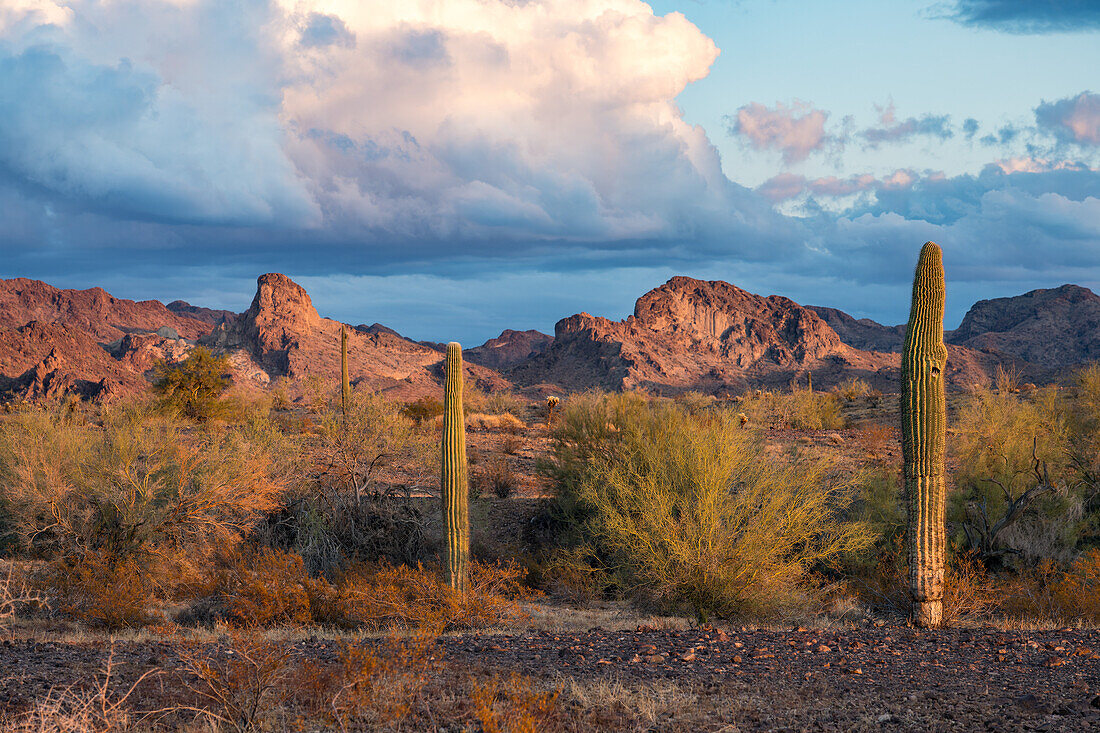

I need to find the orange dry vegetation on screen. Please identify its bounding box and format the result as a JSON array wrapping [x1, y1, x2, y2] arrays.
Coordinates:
[[188, 546, 531, 631]]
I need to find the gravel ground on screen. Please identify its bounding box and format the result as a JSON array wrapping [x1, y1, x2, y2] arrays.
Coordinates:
[[1, 625, 1098, 731]]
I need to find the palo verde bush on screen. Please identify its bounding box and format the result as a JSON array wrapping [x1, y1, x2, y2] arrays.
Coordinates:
[[542, 392, 872, 620]]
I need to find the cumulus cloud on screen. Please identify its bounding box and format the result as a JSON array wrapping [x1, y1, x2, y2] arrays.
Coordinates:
[[945, 0, 1100, 33], [0, 1, 1099, 341], [859, 102, 953, 148], [727, 100, 832, 164], [1035, 91, 1100, 145]]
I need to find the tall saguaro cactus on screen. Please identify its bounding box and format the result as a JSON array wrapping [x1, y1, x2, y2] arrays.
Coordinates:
[[338, 325, 347, 416], [441, 342, 470, 593], [902, 241, 948, 628], [340, 325, 350, 417]]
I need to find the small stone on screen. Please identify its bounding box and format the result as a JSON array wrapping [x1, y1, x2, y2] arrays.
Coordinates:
[[816, 645, 832, 653], [629, 654, 642, 664], [645, 654, 666, 664], [877, 713, 895, 724], [681, 650, 697, 661], [732, 655, 742, 663], [1043, 656, 1067, 667]]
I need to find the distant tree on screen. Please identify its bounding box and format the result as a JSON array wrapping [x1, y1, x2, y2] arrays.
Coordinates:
[[152, 347, 231, 421]]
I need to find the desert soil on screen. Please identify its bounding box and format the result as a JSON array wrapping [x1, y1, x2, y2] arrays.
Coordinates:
[[1, 623, 1098, 731]]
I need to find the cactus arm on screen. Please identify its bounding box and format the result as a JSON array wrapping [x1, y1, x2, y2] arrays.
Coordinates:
[[901, 242, 948, 628], [442, 342, 470, 594]]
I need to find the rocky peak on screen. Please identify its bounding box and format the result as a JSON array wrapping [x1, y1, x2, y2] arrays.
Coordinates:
[[630, 276, 843, 363], [246, 273, 321, 334], [948, 284, 1100, 368], [465, 328, 553, 370]]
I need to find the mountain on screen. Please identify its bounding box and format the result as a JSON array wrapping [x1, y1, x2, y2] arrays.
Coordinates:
[[466, 329, 553, 371], [807, 306, 906, 353], [0, 278, 211, 342], [166, 300, 238, 327], [945, 285, 1100, 369], [510, 276, 928, 392], [205, 273, 507, 397]]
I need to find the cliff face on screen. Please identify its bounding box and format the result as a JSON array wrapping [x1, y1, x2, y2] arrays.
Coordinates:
[[207, 274, 508, 397], [0, 277, 212, 342], [946, 285, 1100, 369], [510, 276, 934, 392]]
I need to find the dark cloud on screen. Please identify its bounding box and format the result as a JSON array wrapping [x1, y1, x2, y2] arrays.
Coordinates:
[[946, 0, 1100, 33], [963, 117, 980, 140]]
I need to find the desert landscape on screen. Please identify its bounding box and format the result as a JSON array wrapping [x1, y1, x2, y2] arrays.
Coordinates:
[[0, 265, 1098, 730], [3, 1, 1100, 731]]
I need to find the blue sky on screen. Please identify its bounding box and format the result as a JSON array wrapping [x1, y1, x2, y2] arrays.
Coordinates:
[[1, 0, 1098, 343]]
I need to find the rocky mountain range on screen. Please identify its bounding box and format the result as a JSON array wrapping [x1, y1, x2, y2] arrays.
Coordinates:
[[0, 272, 1094, 403]]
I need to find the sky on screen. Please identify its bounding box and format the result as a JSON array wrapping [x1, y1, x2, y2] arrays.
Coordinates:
[[0, 0, 1098, 343]]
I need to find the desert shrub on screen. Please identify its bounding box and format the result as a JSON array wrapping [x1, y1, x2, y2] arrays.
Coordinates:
[[501, 434, 523, 455], [951, 383, 1082, 565], [859, 545, 1001, 625], [178, 630, 295, 733], [293, 628, 440, 730], [465, 412, 525, 432], [40, 554, 156, 628], [739, 388, 844, 430], [674, 391, 717, 414], [471, 672, 561, 733], [262, 492, 431, 576], [843, 468, 906, 571], [999, 550, 1100, 623], [1047, 549, 1100, 621], [151, 346, 231, 421], [480, 457, 517, 499], [0, 406, 285, 565], [334, 561, 530, 631], [474, 390, 526, 417], [402, 395, 444, 424], [542, 392, 872, 619], [183, 546, 335, 627], [833, 377, 872, 402], [0, 405, 288, 622], [309, 393, 422, 503]]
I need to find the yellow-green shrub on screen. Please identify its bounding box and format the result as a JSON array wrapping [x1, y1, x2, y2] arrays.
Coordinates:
[[542, 392, 871, 619]]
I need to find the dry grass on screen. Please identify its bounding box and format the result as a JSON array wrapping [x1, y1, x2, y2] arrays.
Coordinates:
[[2, 647, 164, 732], [738, 388, 845, 429]]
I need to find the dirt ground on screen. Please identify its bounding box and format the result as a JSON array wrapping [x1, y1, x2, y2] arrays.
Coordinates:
[[1, 620, 1098, 731]]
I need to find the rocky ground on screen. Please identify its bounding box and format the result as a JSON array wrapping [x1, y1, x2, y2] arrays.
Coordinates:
[[0, 621, 1098, 731]]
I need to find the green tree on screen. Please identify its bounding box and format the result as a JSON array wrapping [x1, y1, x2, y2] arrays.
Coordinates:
[[152, 347, 231, 421]]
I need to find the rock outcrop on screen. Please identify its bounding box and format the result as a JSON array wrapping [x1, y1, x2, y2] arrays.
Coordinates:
[[166, 300, 238, 327], [0, 277, 212, 342], [808, 306, 907, 353], [511, 276, 1003, 393], [466, 329, 553, 371], [512, 277, 909, 392], [945, 284, 1100, 369], [207, 274, 508, 397]]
